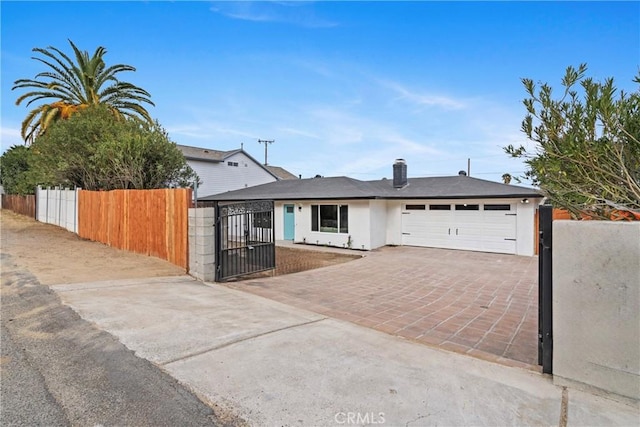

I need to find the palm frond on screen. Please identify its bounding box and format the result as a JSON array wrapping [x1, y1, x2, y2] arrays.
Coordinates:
[[13, 39, 155, 141]]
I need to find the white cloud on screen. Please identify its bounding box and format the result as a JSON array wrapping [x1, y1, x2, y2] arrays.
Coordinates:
[[1, 126, 23, 153], [159, 62, 531, 183], [378, 79, 467, 110], [209, 2, 338, 28], [277, 127, 322, 140], [166, 122, 258, 143], [1, 127, 21, 139]]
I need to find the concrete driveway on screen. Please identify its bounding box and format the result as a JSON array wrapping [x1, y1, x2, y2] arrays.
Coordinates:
[[227, 245, 539, 368], [51, 275, 637, 426]]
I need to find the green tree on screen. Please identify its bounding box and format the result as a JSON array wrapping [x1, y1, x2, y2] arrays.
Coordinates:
[[505, 64, 640, 219], [12, 39, 154, 143], [0, 145, 37, 195], [30, 105, 198, 190]]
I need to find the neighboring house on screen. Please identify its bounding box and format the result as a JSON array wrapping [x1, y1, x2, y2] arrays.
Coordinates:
[[265, 165, 298, 180], [177, 144, 295, 198], [202, 159, 543, 256]]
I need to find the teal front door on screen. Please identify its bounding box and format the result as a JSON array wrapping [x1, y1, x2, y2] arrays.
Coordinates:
[[283, 204, 295, 240]]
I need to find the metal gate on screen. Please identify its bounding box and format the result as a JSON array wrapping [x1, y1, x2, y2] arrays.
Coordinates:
[[214, 201, 276, 281], [538, 204, 553, 374]]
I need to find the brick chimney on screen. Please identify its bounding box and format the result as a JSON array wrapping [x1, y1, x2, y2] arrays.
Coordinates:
[[393, 159, 407, 188]]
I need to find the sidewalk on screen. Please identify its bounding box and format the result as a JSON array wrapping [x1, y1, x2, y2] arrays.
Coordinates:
[[51, 275, 639, 426]]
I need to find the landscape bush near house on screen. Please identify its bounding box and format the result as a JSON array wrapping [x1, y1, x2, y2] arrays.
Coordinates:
[[0, 145, 36, 195], [505, 64, 640, 219], [28, 105, 198, 190]]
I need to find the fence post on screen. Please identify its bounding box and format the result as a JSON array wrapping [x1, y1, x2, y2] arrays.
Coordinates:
[[74, 187, 79, 234], [538, 204, 553, 374], [46, 186, 49, 224], [57, 186, 62, 227], [214, 201, 221, 282]]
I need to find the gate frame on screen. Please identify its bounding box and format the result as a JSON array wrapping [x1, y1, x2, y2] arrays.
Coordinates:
[[214, 200, 276, 281], [538, 204, 553, 374]]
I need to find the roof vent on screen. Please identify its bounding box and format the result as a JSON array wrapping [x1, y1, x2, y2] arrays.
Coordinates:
[[203, 150, 209, 153], [393, 159, 407, 188], [458, 170, 467, 176]]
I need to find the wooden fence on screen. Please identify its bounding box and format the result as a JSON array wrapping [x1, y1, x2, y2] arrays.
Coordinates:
[[534, 208, 574, 255], [1, 194, 36, 218], [78, 188, 192, 269]]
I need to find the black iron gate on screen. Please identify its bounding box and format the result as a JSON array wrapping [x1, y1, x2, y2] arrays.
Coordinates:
[[214, 200, 276, 281], [538, 204, 553, 374]]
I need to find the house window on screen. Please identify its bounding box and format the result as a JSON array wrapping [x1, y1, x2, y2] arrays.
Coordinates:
[[455, 204, 479, 211], [405, 204, 426, 210], [311, 204, 348, 233], [227, 161, 239, 167], [484, 204, 511, 211], [429, 204, 451, 210]]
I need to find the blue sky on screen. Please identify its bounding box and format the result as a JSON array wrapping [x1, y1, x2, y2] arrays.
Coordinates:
[[1, 1, 638, 183]]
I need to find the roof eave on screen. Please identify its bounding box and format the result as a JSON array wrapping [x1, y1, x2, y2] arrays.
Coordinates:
[[184, 156, 223, 163]]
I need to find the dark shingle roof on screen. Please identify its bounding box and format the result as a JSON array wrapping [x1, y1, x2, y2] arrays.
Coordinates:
[[176, 144, 240, 163], [265, 165, 298, 180], [200, 175, 542, 201], [369, 176, 542, 199]]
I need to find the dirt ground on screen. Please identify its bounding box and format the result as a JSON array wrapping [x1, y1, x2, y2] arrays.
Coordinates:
[[0, 210, 358, 285], [247, 246, 360, 280]]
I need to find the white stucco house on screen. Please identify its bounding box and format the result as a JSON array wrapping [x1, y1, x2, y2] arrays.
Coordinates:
[[201, 160, 543, 256], [177, 144, 296, 198]]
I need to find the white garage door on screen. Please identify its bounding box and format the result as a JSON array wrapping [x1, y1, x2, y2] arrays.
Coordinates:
[[401, 202, 517, 254]]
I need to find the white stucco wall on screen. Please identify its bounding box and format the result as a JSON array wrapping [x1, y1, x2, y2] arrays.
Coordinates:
[[369, 200, 388, 249], [385, 201, 403, 246], [273, 197, 539, 255], [190, 152, 276, 198], [274, 201, 286, 240], [280, 200, 372, 249], [553, 221, 640, 401]]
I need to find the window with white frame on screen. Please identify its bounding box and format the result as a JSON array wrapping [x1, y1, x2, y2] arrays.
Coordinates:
[[311, 204, 348, 233]]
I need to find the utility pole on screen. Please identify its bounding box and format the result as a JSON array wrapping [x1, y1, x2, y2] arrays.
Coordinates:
[[258, 139, 274, 165]]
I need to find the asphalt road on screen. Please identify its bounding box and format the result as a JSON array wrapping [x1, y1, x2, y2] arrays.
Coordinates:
[[0, 253, 235, 427]]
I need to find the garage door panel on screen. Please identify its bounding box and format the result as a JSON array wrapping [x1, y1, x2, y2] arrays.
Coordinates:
[[401, 202, 518, 254], [402, 211, 454, 248], [482, 237, 517, 254]]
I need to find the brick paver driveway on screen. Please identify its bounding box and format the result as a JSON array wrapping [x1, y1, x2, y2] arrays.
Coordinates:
[[226, 246, 539, 369]]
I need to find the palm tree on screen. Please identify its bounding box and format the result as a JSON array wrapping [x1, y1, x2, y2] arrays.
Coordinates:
[[12, 39, 154, 143], [502, 173, 512, 184]]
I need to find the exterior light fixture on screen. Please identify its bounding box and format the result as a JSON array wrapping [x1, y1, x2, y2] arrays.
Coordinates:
[[521, 198, 530, 204]]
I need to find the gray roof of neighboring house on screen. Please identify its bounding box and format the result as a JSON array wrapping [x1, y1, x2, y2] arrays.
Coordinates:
[[200, 175, 543, 201], [176, 144, 241, 163], [265, 165, 298, 180], [176, 144, 284, 181]]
